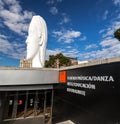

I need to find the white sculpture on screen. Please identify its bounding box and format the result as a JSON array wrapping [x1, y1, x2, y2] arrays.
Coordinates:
[[26, 15, 47, 68]]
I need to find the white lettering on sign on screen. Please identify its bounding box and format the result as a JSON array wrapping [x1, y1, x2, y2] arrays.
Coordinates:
[[67, 88, 86, 96], [67, 76, 114, 82], [67, 82, 95, 89]]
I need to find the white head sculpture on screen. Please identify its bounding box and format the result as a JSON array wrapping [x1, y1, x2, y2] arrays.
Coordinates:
[[26, 15, 47, 68]]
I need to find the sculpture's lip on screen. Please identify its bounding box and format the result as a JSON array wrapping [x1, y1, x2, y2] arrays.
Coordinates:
[[26, 46, 30, 50], [27, 49, 30, 53], [26, 49, 30, 53]]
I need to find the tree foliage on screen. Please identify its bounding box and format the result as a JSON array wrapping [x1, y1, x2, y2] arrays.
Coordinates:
[[114, 28, 120, 41], [45, 53, 70, 68]]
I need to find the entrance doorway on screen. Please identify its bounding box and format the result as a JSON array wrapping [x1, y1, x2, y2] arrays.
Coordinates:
[[3, 90, 53, 123]]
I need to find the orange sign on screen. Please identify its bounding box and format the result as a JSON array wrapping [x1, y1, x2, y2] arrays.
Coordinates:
[[59, 71, 67, 83]]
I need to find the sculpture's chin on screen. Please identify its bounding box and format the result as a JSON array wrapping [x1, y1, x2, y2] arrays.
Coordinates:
[[26, 54, 34, 60], [26, 47, 39, 60]]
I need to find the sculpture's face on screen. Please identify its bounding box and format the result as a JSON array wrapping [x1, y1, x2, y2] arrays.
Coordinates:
[[26, 25, 41, 60]]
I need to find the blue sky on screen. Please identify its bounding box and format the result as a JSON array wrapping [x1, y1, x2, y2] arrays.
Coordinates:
[[0, 0, 120, 66]]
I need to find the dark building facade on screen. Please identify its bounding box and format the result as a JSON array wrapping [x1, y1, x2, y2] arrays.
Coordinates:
[[53, 59, 120, 124]]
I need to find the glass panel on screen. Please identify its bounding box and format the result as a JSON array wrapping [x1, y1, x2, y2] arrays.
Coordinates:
[[26, 94, 35, 117], [8, 96, 14, 118], [9, 91, 16, 96], [46, 90, 52, 113], [18, 91, 26, 95], [45, 90, 52, 123], [16, 95, 26, 118], [38, 90, 44, 94], [3, 94, 15, 119], [35, 92, 44, 116], [29, 90, 36, 94]]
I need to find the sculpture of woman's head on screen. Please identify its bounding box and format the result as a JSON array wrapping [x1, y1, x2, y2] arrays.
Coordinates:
[[26, 16, 44, 60], [25, 15, 47, 68]]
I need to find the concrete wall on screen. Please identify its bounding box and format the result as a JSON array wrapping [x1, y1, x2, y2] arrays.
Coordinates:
[[0, 68, 59, 86], [60, 56, 120, 70]]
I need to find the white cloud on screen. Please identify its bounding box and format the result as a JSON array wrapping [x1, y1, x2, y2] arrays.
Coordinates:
[[113, 0, 120, 6], [47, 0, 63, 5], [80, 36, 87, 41], [99, 29, 105, 34], [46, 35, 120, 61], [103, 10, 109, 20], [117, 14, 120, 19], [96, 7, 120, 61], [0, 34, 26, 59], [60, 16, 70, 24], [100, 20, 120, 39], [0, 0, 34, 60], [99, 1, 120, 39], [0, 39, 13, 54], [0, 34, 7, 39], [66, 46, 72, 49], [85, 44, 98, 50], [57, 0, 63, 2], [47, 0, 64, 15], [78, 46, 120, 60], [53, 31, 62, 36], [0, 37, 13, 55], [4, 0, 18, 5], [49, 6, 58, 15], [46, 48, 64, 60], [80, 37, 120, 60], [53, 29, 81, 43], [59, 13, 70, 25], [63, 48, 79, 58], [0, 0, 34, 35], [112, 21, 120, 30], [102, 28, 114, 38], [47, 0, 55, 5], [100, 37, 119, 47], [46, 48, 79, 60], [11, 45, 26, 59]]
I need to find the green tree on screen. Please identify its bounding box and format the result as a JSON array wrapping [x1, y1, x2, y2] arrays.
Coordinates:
[[56, 53, 70, 67], [45, 53, 71, 68], [45, 55, 56, 67], [114, 28, 120, 41]]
